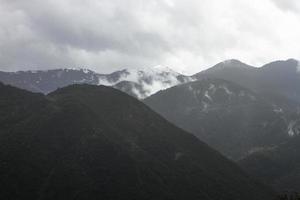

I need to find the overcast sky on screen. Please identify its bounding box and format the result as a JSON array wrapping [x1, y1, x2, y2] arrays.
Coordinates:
[[0, 0, 300, 74]]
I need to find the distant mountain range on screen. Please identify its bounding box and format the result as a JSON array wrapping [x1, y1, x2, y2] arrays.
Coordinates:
[[1, 59, 300, 102], [0, 66, 193, 99], [0, 82, 274, 200]]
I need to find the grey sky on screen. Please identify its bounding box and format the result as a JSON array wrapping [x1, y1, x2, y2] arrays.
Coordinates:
[[0, 0, 300, 75]]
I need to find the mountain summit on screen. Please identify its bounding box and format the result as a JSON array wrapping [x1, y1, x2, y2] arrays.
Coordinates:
[[210, 59, 255, 70], [194, 59, 300, 103]]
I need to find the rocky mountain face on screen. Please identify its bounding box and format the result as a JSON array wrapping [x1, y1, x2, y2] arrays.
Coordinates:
[[0, 66, 193, 99], [144, 79, 300, 160], [0, 82, 274, 200]]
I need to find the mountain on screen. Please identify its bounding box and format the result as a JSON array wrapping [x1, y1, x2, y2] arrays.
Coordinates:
[[103, 67, 193, 99], [144, 59, 300, 192], [239, 136, 300, 192], [0, 68, 99, 93], [0, 66, 193, 99], [258, 59, 300, 102], [0, 82, 275, 200], [194, 59, 300, 103], [144, 79, 300, 160], [193, 59, 259, 90]]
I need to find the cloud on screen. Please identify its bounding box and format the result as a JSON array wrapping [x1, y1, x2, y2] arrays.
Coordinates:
[[271, 0, 300, 12], [0, 0, 300, 74]]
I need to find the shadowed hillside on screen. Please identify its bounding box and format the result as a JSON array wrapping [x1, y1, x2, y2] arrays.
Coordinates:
[[0, 82, 274, 200]]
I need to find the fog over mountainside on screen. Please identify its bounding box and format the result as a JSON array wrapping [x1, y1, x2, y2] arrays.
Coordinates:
[[0, 66, 193, 99]]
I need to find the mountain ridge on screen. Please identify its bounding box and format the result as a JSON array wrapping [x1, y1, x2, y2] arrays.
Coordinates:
[[0, 66, 193, 99], [1, 58, 299, 101], [194, 58, 300, 103]]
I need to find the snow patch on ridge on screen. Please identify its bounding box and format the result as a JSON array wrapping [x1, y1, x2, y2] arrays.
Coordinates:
[[204, 91, 212, 101], [297, 60, 300, 73], [287, 120, 300, 137], [220, 85, 233, 95], [208, 84, 217, 93], [272, 104, 283, 114]]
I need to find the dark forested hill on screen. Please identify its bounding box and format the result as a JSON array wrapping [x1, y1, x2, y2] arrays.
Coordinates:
[[239, 136, 300, 192], [0, 82, 274, 200]]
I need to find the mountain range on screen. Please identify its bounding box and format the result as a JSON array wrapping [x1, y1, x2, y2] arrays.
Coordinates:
[[194, 59, 300, 103], [1, 58, 300, 194], [1, 59, 300, 102], [0, 82, 274, 200], [0, 66, 193, 99]]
